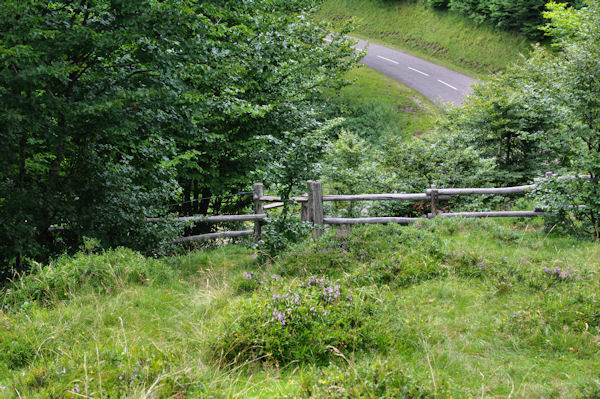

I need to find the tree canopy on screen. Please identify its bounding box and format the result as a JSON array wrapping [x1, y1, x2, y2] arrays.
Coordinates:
[[0, 0, 359, 276]]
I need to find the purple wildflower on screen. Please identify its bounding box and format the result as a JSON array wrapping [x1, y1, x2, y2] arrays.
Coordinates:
[[272, 309, 287, 325], [477, 258, 488, 271]]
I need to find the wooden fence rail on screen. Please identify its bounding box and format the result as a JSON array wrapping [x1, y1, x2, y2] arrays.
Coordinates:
[[46, 173, 593, 242], [139, 173, 589, 242]]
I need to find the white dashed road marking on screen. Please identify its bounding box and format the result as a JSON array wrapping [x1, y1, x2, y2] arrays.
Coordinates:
[[437, 79, 458, 91], [408, 66, 430, 77], [377, 55, 399, 64]]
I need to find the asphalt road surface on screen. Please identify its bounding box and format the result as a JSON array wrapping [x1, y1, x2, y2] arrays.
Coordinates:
[[353, 38, 477, 106]]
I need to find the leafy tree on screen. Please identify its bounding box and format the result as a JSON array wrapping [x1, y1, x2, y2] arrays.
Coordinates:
[[175, 1, 359, 220], [444, 63, 570, 186], [531, 1, 600, 238], [444, 0, 600, 237], [0, 0, 359, 277]]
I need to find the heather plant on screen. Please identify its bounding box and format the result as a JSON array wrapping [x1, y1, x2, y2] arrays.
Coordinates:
[[212, 275, 385, 366]]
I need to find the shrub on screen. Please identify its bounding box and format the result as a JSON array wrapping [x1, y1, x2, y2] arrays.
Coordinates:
[[212, 276, 385, 367], [256, 216, 313, 258], [426, 0, 450, 9], [533, 175, 600, 239]]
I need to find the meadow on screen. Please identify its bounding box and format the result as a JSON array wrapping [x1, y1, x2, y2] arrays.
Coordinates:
[[1, 218, 599, 397]]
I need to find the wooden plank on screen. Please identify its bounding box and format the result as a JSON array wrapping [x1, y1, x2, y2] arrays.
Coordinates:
[[300, 201, 309, 222], [323, 193, 428, 201], [146, 214, 266, 223], [264, 202, 284, 210], [173, 230, 253, 243], [253, 183, 264, 243], [260, 195, 308, 202], [436, 185, 535, 195], [434, 211, 545, 218]]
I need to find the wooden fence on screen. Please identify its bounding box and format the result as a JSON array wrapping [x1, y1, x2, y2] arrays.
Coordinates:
[[158, 177, 551, 243]]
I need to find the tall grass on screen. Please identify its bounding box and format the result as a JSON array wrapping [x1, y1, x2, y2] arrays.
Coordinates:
[[317, 0, 532, 76]]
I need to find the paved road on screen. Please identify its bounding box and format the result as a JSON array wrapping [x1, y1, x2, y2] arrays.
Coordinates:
[[354, 38, 477, 106]]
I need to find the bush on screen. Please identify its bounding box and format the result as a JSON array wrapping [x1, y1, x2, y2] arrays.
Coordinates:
[[425, 0, 450, 9], [440, 0, 584, 39], [256, 216, 313, 258], [533, 175, 600, 239], [212, 276, 385, 367]]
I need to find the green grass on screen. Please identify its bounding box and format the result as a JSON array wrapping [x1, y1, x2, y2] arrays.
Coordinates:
[[1, 219, 600, 397], [317, 0, 533, 76], [326, 67, 439, 145]]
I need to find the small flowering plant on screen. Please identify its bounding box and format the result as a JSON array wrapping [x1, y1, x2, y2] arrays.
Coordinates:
[[542, 266, 575, 280], [214, 276, 381, 366], [236, 270, 282, 293], [267, 277, 352, 327]]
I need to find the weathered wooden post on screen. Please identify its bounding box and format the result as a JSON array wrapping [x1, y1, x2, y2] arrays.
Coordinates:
[[308, 180, 324, 237], [428, 184, 439, 218], [253, 183, 264, 242], [306, 180, 314, 224], [300, 200, 309, 223]]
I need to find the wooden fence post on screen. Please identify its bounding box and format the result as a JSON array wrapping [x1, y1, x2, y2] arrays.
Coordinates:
[[253, 183, 264, 242], [308, 180, 324, 237], [306, 180, 314, 224], [428, 184, 439, 218], [300, 201, 309, 223]]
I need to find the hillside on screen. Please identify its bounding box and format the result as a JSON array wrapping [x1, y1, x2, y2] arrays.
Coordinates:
[[1, 219, 599, 397], [317, 0, 532, 75]]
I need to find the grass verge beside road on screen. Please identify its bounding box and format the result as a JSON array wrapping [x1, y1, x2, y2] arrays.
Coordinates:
[[317, 0, 532, 76], [325, 67, 439, 145]]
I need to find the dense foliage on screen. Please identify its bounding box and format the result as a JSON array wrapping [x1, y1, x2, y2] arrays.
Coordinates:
[[0, 0, 358, 277], [423, 0, 583, 39], [445, 1, 600, 238]]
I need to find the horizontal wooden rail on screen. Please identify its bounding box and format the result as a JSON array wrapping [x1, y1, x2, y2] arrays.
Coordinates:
[[434, 185, 535, 195], [323, 193, 428, 201], [147, 214, 266, 223], [433, 211, 545, 218], [260, 195, 308, 202], [172, 230, 253, 243], [324, 217, 419, 225], [264, 202, 284, 210]]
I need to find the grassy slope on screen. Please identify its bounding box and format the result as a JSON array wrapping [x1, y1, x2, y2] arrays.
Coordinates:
[[1, 219, 599, 398], [326, 67, 439, 145], [317, 0, 532, 76]]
